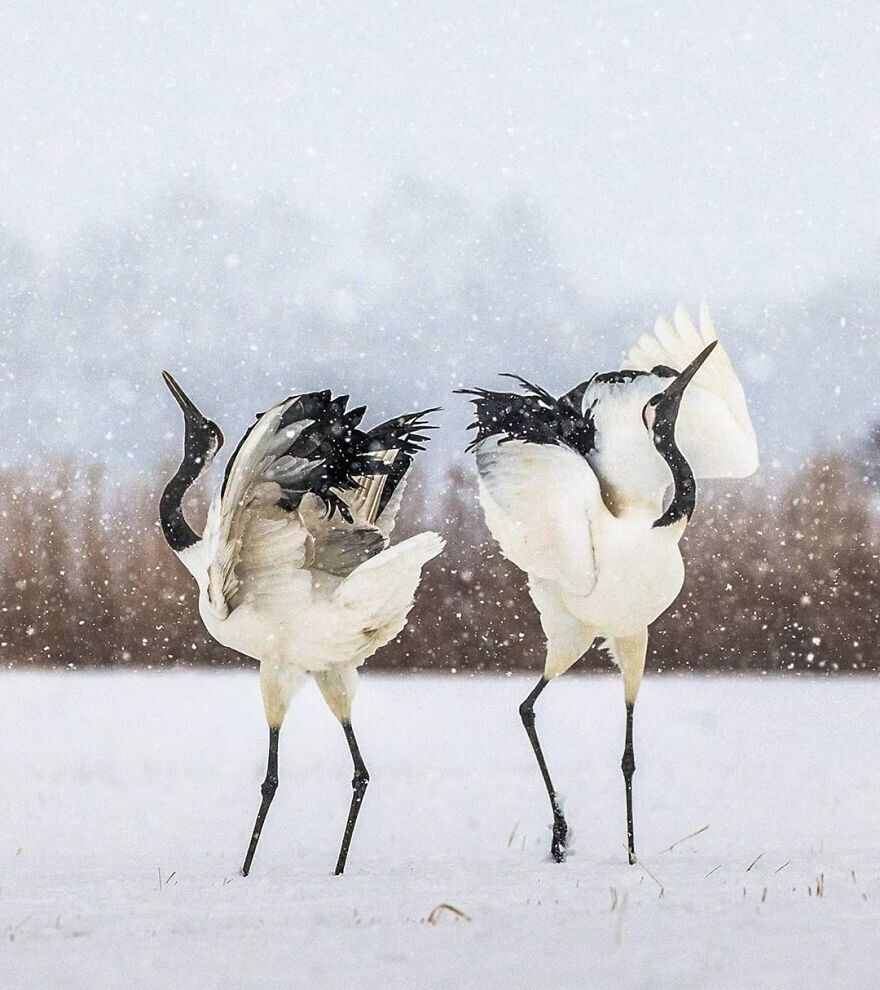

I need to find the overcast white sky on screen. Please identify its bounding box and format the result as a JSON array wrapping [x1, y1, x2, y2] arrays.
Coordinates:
[[0, 0, 877, 303]]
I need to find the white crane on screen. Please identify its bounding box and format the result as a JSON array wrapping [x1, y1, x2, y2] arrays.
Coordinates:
[[459, 305, 758, 864], [160, 375, 443, 875]]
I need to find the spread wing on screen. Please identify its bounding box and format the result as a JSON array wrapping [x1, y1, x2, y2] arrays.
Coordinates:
[[201, 391, 435, 620], [306, 530, 445, 667], [474, 438, 602, 597], [625, 303, 759, 479]]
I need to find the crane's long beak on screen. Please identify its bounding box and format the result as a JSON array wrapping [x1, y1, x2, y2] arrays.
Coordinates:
[[162, 371, 203, 421], [661, 340, 718, 400]]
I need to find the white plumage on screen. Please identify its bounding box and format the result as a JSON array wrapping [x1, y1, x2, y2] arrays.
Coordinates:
[[462, 304, 757, 864], [161, 379, 443, 875], [476, 441, 599, 597], [477, 437, 685, 676], [626, 302, 758, 480], [183, 397, 442, 696]]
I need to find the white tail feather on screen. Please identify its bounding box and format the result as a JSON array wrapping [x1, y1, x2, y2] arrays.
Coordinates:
[[624, 303, 759, 480]]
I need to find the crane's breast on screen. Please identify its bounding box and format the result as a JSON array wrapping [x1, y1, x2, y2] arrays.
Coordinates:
[[569, 521, 685, 637]]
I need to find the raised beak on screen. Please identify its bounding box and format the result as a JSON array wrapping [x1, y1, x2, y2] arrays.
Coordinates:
[[662, 340, 718, 400], [162, 371, 203, 421]]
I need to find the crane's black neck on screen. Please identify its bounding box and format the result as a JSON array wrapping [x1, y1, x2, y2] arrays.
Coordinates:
[[651, 409, 696, 529], [160, 447, 206, 553]]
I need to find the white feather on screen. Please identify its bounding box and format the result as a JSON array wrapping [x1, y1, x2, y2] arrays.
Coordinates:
[[475, 437, 687, 679], [191, 394, 442, 694], [624, 303, 759, 479], [347, 449, 396, 525], [475, 438, 601, 597], [202, 397, 309, 618]]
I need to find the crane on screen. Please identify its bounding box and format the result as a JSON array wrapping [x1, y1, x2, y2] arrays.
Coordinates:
[[459, 305, 757, 863], [160, 374, 443, 875]]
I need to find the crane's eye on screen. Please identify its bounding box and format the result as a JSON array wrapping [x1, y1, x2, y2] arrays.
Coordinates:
[[207, 421, 224, 448]]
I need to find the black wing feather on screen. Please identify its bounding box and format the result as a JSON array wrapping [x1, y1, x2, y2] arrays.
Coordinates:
[[456, 378, 595, 458], [224, 392, 437, 523], [363, 409, 440, 517]]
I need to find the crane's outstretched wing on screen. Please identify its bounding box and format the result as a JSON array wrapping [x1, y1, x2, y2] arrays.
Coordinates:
[[459, 379, 602, 596], [624, 303, 758, 479], [475, 439, 600, 596], [201, 391, 435, 619]]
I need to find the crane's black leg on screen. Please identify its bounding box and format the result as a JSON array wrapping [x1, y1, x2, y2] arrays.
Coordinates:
[[622, 703, 636, 864], [519, 676, 568, 862], [334, 720, 370, 876], [242, 725, 280, 876]]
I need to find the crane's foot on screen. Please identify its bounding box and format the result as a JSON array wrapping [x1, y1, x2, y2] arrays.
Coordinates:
[[551, 813, 568, 863], [628, 848, 637, 866]]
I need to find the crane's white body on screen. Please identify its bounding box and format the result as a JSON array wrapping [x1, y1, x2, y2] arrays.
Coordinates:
[[477, 437, 685, 694], [178, 529, 442, 723], [475, 305, 758, 702], [175, 394, 443, 726], [537, 512, 686, 639]]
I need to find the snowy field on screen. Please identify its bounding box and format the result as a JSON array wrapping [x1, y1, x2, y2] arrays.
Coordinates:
[[1, 671, 879, 989]]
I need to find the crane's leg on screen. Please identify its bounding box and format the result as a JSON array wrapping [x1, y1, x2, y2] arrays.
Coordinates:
[[242, 725, 280, 876], [241, 664, 302, 876], [622, 703, 636, 864], [519, 676, 569, 863], [314, 667, 370, 876], [608, 630, 648, 865], [520, 585, 596, 863], [334, 720, 370, 876]]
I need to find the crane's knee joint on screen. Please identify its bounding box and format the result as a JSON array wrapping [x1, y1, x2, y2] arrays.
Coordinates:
[[261, 773, 278, 800], [519, 700, 536, 728], [351, 768, 370, 792], [621, 753, 636, 776]]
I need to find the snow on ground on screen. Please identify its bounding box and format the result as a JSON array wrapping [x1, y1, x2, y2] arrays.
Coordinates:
[[1, 671, 878, 989]]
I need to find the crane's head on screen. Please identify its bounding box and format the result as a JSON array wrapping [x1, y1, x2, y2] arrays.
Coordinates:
[[582, 340, 718, 513], [641, 341, 718, 439], [162, 371, 224, 475]]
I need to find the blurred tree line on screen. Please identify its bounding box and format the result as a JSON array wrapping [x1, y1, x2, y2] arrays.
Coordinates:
[[2, 174, 880, 477], [1, 439, 877, 674]]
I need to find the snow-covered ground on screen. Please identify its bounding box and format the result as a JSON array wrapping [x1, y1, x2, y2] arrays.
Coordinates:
[[1, 671, 878, 988]]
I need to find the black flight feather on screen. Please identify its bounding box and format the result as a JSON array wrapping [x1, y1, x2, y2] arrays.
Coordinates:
[[223, 392, 438, 523], [456, 377, 595, 459]]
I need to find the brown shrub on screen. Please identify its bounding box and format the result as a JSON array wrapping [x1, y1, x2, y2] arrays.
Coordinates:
[[2, 451, 877, 673]]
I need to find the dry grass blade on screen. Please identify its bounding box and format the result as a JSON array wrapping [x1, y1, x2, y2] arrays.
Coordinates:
[[659, 824, 711, 854], [774, 860, 790, 875], [627, 848, 665, 896], [704, 864, 722, 879], [426, 903, 472, 925], [746, 853, 764, 872]]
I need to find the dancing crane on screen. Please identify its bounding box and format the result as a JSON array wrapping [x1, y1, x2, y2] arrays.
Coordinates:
[[160, 375, 443, 875], [459, 305, 757, 864]]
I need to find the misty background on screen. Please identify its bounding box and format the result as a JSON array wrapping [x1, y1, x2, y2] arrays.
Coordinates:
[[0, 1, 878, 671], [2, 1, 879, 463]]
